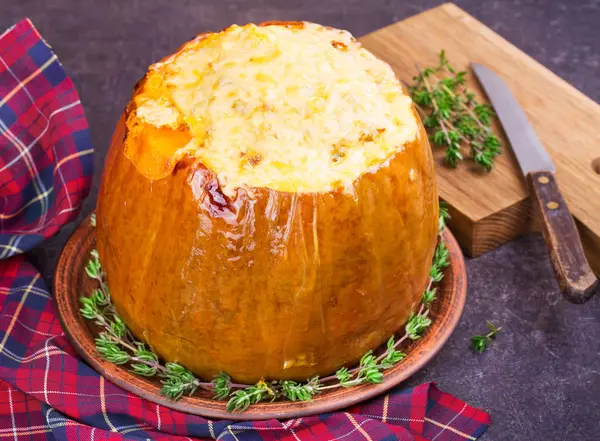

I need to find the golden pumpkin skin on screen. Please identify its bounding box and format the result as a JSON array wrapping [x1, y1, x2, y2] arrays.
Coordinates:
[[96, 113, 438, 384]]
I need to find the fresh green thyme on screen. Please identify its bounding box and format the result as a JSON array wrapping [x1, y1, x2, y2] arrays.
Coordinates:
[[280, 377, 320, 402], [80, 208, 450, 412], [471, 321, 502, 353], [407, 50, 502, 170], [226, 380, 275, 412], [438, 202, 449, 231], [212, 372, 233, 400], [405, 313, 433, 340]]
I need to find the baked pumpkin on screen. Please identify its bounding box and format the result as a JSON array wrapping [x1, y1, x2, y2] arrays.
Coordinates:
[[96, 21, 438, 384]]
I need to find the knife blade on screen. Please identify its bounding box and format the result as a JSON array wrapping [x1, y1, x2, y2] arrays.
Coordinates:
[[472, 63, 554, 174], [471, 63, 598, 304]]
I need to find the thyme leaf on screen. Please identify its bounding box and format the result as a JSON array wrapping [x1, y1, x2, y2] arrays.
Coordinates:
[[408, 51, 502, 170], [471, 321, 503, 353]]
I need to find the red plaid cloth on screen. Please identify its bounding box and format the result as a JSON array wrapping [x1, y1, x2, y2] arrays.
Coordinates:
[[0, 18, 491, 440]]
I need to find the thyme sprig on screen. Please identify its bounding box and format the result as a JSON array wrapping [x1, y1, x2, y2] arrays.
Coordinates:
[[80, 286, 210, 399], [471, 321, 503, 353], [80, 209, 450, 412], [407, 50, 502, 170]]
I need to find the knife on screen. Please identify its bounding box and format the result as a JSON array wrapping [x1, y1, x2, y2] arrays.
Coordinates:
[[472, 63, 598, 304]]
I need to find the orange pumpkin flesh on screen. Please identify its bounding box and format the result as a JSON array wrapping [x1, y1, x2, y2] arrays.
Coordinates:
[[96, 22, 438, 383]]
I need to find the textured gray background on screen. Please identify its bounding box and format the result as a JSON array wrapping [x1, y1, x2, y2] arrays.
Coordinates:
[[2, 1, 600, 440]]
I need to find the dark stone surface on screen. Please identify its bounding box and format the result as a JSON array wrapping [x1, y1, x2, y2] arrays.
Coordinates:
[[2, 1, 599, 439]]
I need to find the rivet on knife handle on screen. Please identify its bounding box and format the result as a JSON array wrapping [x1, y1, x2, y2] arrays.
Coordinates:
[[527, 171, 599, 303]]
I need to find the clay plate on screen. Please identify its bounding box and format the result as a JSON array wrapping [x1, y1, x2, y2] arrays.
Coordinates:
[[54, 215, 466, 421]]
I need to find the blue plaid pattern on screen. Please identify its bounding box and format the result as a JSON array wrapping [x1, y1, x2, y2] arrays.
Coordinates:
[[0, 18, 93, 258]]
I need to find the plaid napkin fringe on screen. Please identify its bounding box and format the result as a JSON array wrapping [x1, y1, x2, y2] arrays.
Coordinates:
[[0, 18, 490, 441]]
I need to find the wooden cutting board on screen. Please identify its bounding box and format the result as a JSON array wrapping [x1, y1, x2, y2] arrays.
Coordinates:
[[359, 3, 600, 274]]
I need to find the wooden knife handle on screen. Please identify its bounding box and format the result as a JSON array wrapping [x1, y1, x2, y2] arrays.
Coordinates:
[[527, 171, 598, 303]]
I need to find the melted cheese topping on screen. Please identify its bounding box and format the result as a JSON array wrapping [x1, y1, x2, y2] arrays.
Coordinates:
[[128, 22, 418, 193]]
